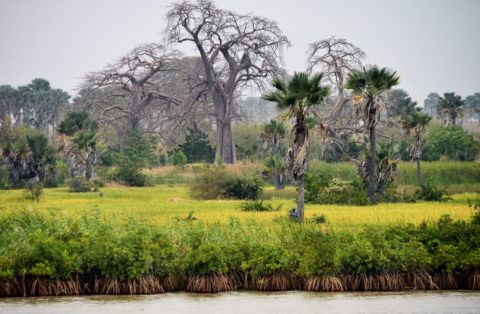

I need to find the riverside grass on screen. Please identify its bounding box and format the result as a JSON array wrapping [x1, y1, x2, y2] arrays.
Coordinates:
[[0, 208, 479, 296], [0, 185, 475, 230]]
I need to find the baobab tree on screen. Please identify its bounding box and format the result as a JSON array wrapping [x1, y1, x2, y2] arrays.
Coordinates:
[[166, 0, 290, 164], [307, 37, 365, 118], [82, 43, 182, 146]]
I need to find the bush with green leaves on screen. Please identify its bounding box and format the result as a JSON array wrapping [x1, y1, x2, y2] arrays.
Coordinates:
[[171, 150, 187, 167], [68, 176, 91, 192], [306, 175, 368, 205], [191, 168, 263, 200], [240, 200, 282, 212], [176, 129, 215, 163], [223, 174, 263, 200], [415, 181, 448, 201], [422, 125, 479, 161], [114, 158, 148, 187], [0, 209, 480, 294], [24, 181, 43, 201]]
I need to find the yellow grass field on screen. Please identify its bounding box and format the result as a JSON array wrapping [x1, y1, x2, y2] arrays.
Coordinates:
[[0, 184, 476, 231]]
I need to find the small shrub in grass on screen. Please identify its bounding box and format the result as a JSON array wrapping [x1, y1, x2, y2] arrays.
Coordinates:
[[191, 168, 263, 200], [224, 175, 263, 200], [415, 181, 448, 201], [240, 200, 282, 212], [171, 150, 187, 167], [114, 159, 148, 187], [25, 181, 43, 201], [190, 167, 231, 199], [311, 214, 327, 224], [306, 177, 368, 205], [68, 176, 91, 192]]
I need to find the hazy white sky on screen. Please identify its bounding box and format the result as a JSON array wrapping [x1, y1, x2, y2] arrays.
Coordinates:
[[0, 0, 479, 103]]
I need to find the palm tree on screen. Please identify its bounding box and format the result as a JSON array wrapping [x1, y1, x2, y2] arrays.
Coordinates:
[[401, 111, 431, 185], [438, 92, 464, 125], [262, 119, 286, 156], [263, 72, 329, 221], [57, 111, 98, 180], [345, 66, 400, 203]]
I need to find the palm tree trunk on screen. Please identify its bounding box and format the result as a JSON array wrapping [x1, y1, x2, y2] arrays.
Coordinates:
[[368, 125, 376, 203], [416, 157, 424, 185], [297, 173, 305, 222]]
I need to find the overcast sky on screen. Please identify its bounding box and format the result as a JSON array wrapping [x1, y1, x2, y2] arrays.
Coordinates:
[[1, 0, 479, 103]]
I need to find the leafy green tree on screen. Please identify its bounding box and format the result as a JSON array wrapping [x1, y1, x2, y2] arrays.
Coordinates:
[[422, 125, 479, 161], [177, 129, 215, 163], [263, 72, 329, 221], [438, 92, 464, 125], [345, 66, 400, 203], [171, 150, 187, 167], [401, 111, 432, 184], [387, 89, 417, 119]]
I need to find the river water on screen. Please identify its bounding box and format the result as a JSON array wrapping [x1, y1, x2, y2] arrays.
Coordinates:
[[1, 291, 479, 314]]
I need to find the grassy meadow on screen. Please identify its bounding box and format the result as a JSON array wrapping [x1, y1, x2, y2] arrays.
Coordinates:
[[0, 183, 476, 231]]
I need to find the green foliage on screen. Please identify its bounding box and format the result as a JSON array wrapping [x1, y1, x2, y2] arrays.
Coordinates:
[[190, 167, 231, 199], [306, 173, 368, 205], [171, 150, 187, 167], [415, 181, 448, 201], [68, 176, 91, 193], [24, 181, 43, 201], [240, 200, 282, 212], [191, 168, 263, 200], [57, 111, 98, 136], [233, 124, 263, 161], [114, 158, 148, 187], [223, 174, 263, 200], [1, 127, 57, 187], [0, 209, 479, 284], [122, 131, 157, 167], [176, 129, 215, 163], [422, 125, 479, 161]]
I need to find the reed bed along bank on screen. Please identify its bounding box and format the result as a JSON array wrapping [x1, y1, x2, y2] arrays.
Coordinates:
[[1, 209, 479, 296]]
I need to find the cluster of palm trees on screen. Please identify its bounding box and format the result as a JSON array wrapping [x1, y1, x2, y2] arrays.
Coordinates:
[[264, 66, 434, 221]]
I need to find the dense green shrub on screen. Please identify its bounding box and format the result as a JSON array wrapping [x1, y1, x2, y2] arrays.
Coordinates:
[[68, 176, 91, 192], [306, 173, 368, 205], [24, 181, 43, 201], [224, 175, 263, 200], [176, 129, 215, 163], [415, 181, 448, 201], [240, 200, 282, 212], [114, 158, 148, 187], [422, 125, 479, 161], [191, 168, 263, 200], [0, 209, 479, 292], [171, 150, 187, 167]]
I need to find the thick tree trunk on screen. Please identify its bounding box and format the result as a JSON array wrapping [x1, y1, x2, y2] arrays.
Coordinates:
[[213, 91, 235, 164], [273, 173, 284, 190], [297, 173, 305, 222], [368, 125, 377, 204], [215, 118, 235, 164], [416, 157, 424, 185]]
